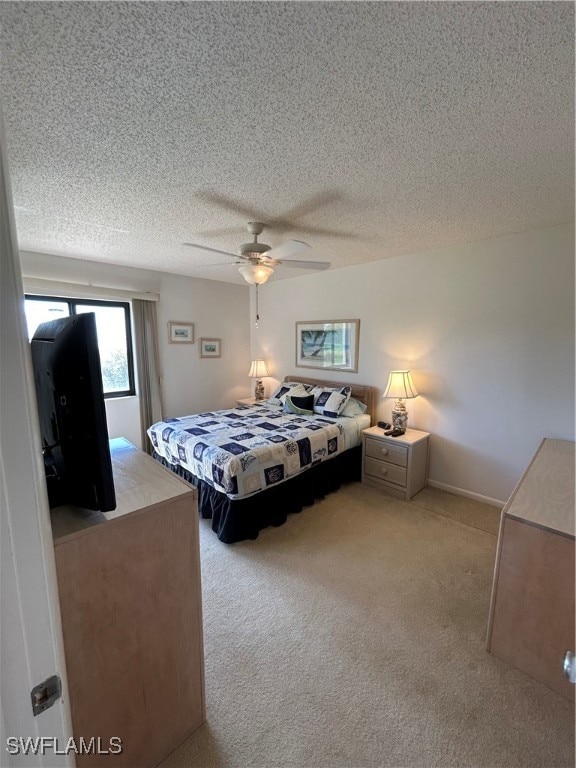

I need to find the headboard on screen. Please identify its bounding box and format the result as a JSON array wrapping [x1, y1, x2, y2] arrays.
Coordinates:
[[284, 375, 376, 425]]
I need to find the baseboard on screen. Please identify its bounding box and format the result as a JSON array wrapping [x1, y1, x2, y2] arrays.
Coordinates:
[[427, 479, 505, 509]]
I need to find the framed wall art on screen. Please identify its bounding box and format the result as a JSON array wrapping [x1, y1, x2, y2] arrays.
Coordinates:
[[295, 319, 359, 372], [199, 338, 221, 358], [168, 322, 194, 344]]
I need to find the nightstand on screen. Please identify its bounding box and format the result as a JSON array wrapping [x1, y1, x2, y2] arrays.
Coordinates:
[[236, 397, 264, 407], [361, 426, 430, 501]]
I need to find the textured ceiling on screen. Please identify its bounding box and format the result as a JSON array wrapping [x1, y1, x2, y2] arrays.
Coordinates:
[[1, 1, 574, 285]]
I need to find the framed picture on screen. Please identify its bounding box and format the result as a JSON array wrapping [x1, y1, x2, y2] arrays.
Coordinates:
[[295, 319, 360, 372], [168, 322, 194, 344], [199, 338, 221, 358]]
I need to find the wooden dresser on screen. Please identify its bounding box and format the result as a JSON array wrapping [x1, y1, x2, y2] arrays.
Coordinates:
[[51, 438, 204, 766], [486, 438, 575, 700]]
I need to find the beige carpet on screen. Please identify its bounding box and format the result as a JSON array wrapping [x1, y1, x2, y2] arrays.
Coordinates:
[[160, 484, 574, 768], [411, 487, 502, 536]]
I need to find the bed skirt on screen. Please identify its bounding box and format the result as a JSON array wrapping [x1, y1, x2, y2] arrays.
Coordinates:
[[152, 445, 362, 543]]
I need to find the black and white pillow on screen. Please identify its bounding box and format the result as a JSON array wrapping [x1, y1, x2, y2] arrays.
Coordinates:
[[283, 393, 315, 415], [310, 386, 352, 417], [267, 382, 311, 407]]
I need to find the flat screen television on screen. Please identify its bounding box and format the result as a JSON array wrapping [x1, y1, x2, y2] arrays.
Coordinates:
[[30, 312, 116, 511]]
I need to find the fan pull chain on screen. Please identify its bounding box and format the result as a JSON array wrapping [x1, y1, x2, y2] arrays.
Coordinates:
[[254, 283, 260, 327]]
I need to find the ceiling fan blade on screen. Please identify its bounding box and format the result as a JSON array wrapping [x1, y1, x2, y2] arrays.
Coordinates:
[[263, 239, 310, 261], [196, 261, 243, 267], [182, 242, 238, 258], [275, 259, 331, 271]]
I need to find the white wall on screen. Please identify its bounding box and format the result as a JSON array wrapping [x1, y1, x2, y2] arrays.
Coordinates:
[[105, 396, 142, 447], [251, 223, 575, 504], [156, 273, 252, 417], [20, 252, 252, 446]]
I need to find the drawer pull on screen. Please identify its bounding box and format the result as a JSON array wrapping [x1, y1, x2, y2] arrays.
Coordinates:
[[380, 467, 388, 475], [380, 448, 389, 456]]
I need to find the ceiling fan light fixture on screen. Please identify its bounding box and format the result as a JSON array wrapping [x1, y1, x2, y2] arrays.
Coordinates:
[[238, 263, 273, 285]]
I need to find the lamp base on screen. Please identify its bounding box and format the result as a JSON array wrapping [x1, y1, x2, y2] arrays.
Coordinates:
[[254, 379, 265, 401], [391, 399, 408, 433]]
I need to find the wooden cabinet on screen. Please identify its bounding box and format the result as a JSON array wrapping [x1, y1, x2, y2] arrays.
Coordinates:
[[361, 426, 429, 501], [51, 438, 205, 767], [486, 438, 575, 701]]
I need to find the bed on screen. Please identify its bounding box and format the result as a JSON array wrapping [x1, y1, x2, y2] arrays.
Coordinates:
[[148, 376, 375, 542]]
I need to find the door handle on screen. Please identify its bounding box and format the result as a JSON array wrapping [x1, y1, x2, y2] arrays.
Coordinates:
[[563, 651, 576, 683]]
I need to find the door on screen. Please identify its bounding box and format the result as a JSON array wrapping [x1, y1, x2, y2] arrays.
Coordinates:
[[0, 106, 74, 766]]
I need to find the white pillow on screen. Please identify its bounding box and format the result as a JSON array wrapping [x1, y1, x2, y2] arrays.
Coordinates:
[[340, 396, 368, 417], [310, 385, 352, 417]]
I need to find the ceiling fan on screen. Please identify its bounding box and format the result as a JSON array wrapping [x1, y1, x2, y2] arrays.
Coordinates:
[[183, 221, 331, 284]]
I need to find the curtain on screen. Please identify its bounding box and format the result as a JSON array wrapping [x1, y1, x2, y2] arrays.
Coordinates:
[[133, 299, 163, 453]]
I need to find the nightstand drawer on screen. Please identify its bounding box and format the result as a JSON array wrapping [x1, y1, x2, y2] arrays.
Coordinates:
[[364, 437, 408, 467], [364, 457, 407, 487]]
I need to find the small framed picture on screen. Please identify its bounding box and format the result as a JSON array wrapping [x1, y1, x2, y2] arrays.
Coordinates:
[[199, 338, 221, 358], [168, 322, 194, 344]]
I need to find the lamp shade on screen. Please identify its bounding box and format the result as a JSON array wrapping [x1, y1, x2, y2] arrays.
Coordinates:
[[238, 263, 273, 285], [383, 370, 418, 400], [248, 359, 269, 378]]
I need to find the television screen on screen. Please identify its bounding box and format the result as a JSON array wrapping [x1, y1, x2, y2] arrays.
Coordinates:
[[30, 312, 116, 511]]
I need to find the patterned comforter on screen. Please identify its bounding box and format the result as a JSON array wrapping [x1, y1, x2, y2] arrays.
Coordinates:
[[147, 403, 346, 499]]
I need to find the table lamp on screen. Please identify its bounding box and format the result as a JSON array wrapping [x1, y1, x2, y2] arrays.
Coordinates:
[[383, 370, 418, 432], [248, 359, 269, 401]]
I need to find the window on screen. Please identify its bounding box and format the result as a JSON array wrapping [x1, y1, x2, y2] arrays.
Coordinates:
[[24, 296, 135, 398]]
